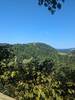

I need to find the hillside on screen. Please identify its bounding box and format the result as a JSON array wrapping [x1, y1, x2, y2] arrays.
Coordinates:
[[12, 42, 58, 61], [58, 48, 75, 66], [0, 42, 75, 100], [58, 48, 75, 53], [0, 42, 74, 62]]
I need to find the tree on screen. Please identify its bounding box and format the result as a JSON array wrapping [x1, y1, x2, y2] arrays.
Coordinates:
[[0, 45, 14, 61], [38, 0, 64, 14]]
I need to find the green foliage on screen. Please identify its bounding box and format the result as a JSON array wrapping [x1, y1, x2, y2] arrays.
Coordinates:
[[12, 43, 58, 62], [0, 45, 14, 61], [0, 43, 75, 100], [38, 0, 64, 14]]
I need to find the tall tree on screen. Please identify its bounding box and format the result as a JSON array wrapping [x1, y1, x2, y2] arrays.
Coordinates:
[[38, 0, 64, 14]]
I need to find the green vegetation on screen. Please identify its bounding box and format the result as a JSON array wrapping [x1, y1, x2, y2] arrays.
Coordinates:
[[0, 43, 75, 100], [38, 0, 64, 14], [12, 43, 58, 61]]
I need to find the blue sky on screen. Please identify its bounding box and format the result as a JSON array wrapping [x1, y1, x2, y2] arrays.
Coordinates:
[[0, 0, 75, 48]]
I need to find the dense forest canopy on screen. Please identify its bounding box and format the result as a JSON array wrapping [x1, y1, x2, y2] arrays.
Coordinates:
[[12, 43, 58, 61], [0, 43, 75, 100]]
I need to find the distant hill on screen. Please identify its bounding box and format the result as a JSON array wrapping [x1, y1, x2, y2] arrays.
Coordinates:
[[57, 48, 75, 65], [12, 42, 58, 61], [0, 43, 10, 46], [0, 42, 74, 61], [58, 48, 75, 53], [70, 50, 75, 56]]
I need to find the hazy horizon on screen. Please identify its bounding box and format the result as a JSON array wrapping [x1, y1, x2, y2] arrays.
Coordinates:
[[0, 42, 75, 49]]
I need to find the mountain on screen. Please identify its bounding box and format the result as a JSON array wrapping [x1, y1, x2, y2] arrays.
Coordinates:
[[0, 43, 10, 46], [12, 42, 58, 61], [0, 42, 74, 62], [57, 48, 75, 66], [58, 48, 75, 53]]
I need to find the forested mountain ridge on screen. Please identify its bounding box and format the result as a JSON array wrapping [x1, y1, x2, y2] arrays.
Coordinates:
[[0, 42, 75, 66], [0, 42, 75, 64], [58, 48, 75, 65], [12, 42, 58, 61], [0, 42, 74, 57], [58, 48, 75, 53], [0, 42, 75, 100]]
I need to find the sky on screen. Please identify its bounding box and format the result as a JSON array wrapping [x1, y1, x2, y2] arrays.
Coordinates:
[[0, 0, 75, 49]]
